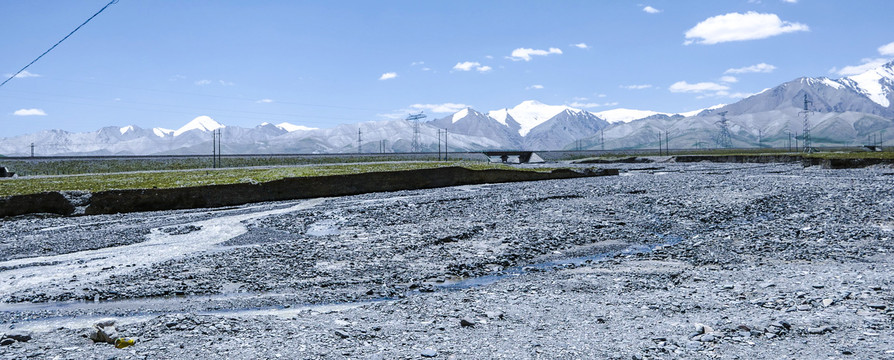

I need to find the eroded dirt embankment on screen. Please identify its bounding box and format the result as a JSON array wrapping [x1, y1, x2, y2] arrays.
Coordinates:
[[0, 166, 617, 217]]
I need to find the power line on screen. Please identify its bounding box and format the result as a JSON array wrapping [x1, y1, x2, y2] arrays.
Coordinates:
[[0, 0, 119, 89]]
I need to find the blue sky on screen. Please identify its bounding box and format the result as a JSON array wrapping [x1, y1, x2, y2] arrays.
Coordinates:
[[2, 0, 893, 136]]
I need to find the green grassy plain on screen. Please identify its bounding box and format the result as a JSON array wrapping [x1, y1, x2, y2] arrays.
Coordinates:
[[0, 162, 553, 197]]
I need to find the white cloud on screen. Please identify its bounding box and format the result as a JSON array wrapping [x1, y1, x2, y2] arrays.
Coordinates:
[[421, 67, 431, 71], [829, 42, 894, 76], [219, 80, 235, 86], [5, 70, 41, 78], [571, 43, 590, 49], [725, 63, 776, 74], [643, 6, 661, 14], [194, 79, 212, 86], [720, 76, 738, 83], [508, 47, 562, 61], [684, 12, 808, 45], [620, 84, 653, 90], [569, 102, 603, 108], [13, 108, 47, 116], [831, 58, 890, 76], [669, 81, 729, 93], [409, 103, 470, 113], [256, 99, 274, 103], [169, 74, 186, 81], [379, 72, 397, 80], [453, 61, 491, 72], [453, 62, 480, 71], [410, 61, 425, 66], [878, 41, 894, 56], [597, 94, 607, 98], [526, 84, 544, 90], [781, 0, 797, 3]]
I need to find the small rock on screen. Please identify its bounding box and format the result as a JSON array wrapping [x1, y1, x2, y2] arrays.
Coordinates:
[[88, 319, 119, 344], [333, 330, 350, 339], [0, 338, 14, 346], [822, 299, 834, 307], [484, 311, 504, 320], [797, 304, 811, 311], [812, 284, 825, 289], [4, 330, 32, 343], [693, 323, 713, 335], [721, 284, 735, 290], [867, 303, 886, 310], [807, 326, 831, 334], [460, 318, 476, 327], [700, 334, 716, 342], [421, 349, 438, 357]]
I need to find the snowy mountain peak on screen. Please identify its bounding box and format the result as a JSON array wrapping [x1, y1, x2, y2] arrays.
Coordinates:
[[173, 116, 224, 137], [153, 128, 174, 137], [276, 122, 317, 132], [594, 109, 667, 123], [119, 125, 135, 135], [452, 108, 470, 123], [489, 100, 581, 136], [840, 59, 894, 108]]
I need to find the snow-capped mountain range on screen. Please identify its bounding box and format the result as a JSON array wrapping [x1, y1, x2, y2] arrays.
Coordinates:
[[2, 60, 893, 156]]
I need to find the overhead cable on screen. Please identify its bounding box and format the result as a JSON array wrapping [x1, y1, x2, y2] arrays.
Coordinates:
[[0, 0, 118, 89]]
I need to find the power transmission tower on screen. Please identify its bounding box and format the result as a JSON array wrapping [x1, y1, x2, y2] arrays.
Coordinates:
[[799, 94, 814, 153], [714, 111, 732, 148], [406, 112, 427, 152]]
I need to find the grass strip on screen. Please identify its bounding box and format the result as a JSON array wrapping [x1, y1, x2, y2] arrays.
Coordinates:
[[0, 162, 559, 197]]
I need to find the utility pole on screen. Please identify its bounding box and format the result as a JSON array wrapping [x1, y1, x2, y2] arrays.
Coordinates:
[[444, 130, 448, 160], [212, 131, 216, 168], [211, 129, 221, 168], [658, 132, 663, 156], [357, 128, 362, 153], [600, 129, 605, 151], [665, 129, 669, 155], [30, 143, 35, 157], [437, 129, 442, 160]]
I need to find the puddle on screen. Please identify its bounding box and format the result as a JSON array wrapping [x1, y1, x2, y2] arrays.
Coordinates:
[[438, 234, 684, 289]]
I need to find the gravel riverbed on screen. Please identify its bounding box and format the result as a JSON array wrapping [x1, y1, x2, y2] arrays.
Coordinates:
[[1, 162, 892, 359]]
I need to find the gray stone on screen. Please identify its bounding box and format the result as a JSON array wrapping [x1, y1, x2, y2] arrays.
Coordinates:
[[88, 319, 119, 344], [484, 311, 504, 320], [867, 303, 886, 310], [421, 349, 438, 357], [0, 338, 14, 346], [460, 318, 476, 327], [797, 304, 811, 311], [3, 330, 31, 342], [700, 334, 716, 342], [807, 326, 831, 334], [822, 298, 834, 307]]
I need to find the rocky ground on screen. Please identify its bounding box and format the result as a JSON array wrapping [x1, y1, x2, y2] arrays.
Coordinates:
[[1, 161, 892, 359]]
